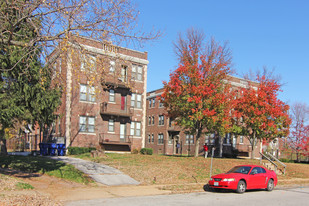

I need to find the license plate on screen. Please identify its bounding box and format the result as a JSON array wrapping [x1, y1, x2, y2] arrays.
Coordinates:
[[214, 182, 219, 186]]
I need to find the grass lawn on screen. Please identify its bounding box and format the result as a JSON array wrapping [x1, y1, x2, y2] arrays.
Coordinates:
[[1, 153, 308, 194], [0, 155, 92, 184], [75, 153, 309, 188]]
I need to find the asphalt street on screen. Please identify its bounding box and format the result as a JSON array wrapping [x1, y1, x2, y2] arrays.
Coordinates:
[[65, 186, 309, 206]]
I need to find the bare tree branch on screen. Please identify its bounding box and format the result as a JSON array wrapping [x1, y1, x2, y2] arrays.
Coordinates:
[[0, 0, 161, 71]]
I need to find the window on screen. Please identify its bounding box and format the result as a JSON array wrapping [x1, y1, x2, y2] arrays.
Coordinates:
[[81, 54, 96, 72], [149, 99, 152, 108], [79, 116, 95, 133], [108, 119, 114, 132], [250, 167, 266, 175], [152, 116, 155, 125], [158, 134, 164, 144], [159, 115, 164, 125], [80, 84, 95, 102], [159, 99, 164, 108], [239, 136, 244, 144], [120, 66, 127, 82], [186, 134, 194, 144], [130, 122, 141, 136], [152, 98, 155, 107], [225, 133, 231, 144], [151, 134, 154, 143], [109, 89, 115, 102], [132, 64, 143, 81], [148, 135, 151, 143], [131, 93, 142, 108], [110, 60, 115, 73], [148, 116, 151, 125]]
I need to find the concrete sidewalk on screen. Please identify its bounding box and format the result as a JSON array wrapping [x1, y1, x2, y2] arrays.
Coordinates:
[[50, 156, 140, 186]]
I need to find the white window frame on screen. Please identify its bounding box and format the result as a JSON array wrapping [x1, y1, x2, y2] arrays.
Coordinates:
[[130, 122, 141, 136], [159, 115, 164, 125], [132, 64, 143, 81], [108, 119, 115, 132], [80, 84, 96, 102], [81, 54, 96, 72], [131, 93, 142, 108], [185, 134, 194, 144], [110, 60, 115, 73], [158, 134, 164, 145], [239, 135, 244, 144], [109, 89, 115, 102], [79, 116, 95, 133]]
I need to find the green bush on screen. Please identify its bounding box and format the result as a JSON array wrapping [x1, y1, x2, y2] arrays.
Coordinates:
[[140, 148, 153, 155], [131, 149, 139, 154], [68, 147, 96, 155], [279, 158, 294, 163]]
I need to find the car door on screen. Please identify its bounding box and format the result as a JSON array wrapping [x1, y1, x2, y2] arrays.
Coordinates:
[[248, 167, 267, 189]]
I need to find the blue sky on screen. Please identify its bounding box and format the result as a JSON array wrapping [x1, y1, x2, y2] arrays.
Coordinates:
[[134, 0, 309, 106]]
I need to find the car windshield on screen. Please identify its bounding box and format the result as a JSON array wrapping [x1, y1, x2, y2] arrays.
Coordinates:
[[227, 166, 252, 174]]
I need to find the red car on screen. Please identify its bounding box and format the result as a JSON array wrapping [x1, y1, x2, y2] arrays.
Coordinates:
[[208, 165, 277, 193]]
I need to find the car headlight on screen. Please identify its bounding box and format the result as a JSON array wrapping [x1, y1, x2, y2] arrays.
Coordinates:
[[209, 178, 213, 181], [222, 178, 235, 182]]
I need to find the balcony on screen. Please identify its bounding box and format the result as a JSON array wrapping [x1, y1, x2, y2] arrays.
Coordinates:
[[103, 77, 134, 91], [99, 133, 133, 152], [168, 123, 181, 132], [100, 102, 133, 118]]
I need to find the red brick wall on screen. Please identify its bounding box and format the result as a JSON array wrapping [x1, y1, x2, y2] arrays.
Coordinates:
[[53, 37, 147, 150]]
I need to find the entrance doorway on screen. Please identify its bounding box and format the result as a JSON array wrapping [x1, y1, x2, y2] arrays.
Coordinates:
[[120, 123, 126, 142], [174, 135, 180, 155]]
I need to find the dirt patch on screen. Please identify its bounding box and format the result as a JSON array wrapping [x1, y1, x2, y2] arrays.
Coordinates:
[[0, 168, 170, 205], [0, 169, 109, 205]]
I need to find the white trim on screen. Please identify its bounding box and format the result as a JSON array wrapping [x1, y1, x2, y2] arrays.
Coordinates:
[[71, 42, 149, 65]]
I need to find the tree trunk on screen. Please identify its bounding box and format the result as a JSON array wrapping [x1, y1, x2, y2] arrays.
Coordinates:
[[251, 131, 256, 159], [219, 133, 223, 158], [0, 135, 8, 155], [194, 125, 202, 157]]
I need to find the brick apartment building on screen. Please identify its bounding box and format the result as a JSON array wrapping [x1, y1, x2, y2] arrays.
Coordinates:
[[145, 76, 263, 158], [49, 36, 149, 152]]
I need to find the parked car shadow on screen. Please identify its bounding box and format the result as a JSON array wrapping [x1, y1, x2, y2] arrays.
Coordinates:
[[203, 184, 268, 194]]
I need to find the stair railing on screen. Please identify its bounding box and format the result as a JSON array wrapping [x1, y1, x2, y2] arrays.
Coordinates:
[[265, 151, 287, 175], [260, 152, 286, 175]]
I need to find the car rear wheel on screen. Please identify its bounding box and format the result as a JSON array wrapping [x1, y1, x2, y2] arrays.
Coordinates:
[[236, 180, 246, 193], [266, 179, 274, 191]]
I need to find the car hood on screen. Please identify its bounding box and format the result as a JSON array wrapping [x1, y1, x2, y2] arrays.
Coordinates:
[[211, 173, 244, 179]]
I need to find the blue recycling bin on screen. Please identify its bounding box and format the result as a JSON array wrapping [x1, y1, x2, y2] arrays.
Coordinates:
[[57, 144, 66, 156], [41, 143, 49, 156], [49, 143, 57, 156]]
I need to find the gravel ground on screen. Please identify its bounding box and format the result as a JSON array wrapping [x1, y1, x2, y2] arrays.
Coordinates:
[[0, 174, 63, 206]]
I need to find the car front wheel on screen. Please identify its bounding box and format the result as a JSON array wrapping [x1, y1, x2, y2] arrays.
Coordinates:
[[266, 179, 274, 191], [236, 180, 246, 193]]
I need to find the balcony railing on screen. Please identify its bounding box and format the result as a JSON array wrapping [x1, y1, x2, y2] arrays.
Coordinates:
[[100, 102, 133, 117], [99, 133, 132, 145]]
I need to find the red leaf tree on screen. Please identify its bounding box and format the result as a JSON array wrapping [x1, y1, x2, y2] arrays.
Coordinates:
[[234, 75, 291, 159], [288, 102, 309, 162], [161, 28, 234, 157]]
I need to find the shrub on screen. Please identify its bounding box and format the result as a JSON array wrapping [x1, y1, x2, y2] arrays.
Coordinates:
[[279, 158, 294, 163], [68, 147, 96, 155], [140, 148, 153, 155], [131, 149, 139, 154]]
